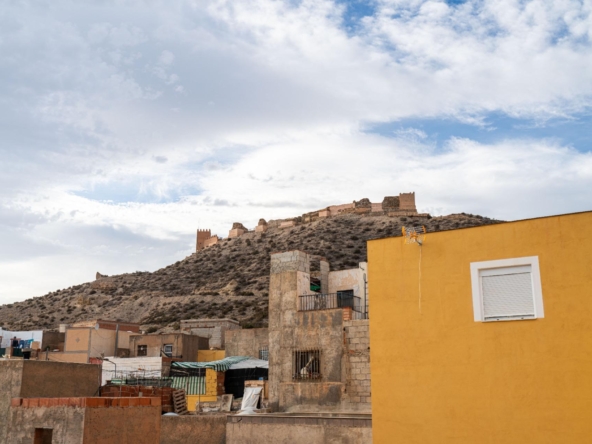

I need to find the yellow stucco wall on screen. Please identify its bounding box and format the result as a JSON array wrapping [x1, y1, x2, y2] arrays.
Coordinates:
[[368, 211, 592, 444], [196, 349, 225, 362], [186, 394, 217, 411], [186, 368, 221, 411]]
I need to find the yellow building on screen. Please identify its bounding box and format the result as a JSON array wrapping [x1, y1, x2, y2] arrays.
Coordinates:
[[186, 368, 224, 411], [368, 211, 592, 444]]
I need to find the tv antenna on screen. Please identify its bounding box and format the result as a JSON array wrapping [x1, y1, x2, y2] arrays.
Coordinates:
[[402, 226, 427, 313], [402, 225, 426, 246]]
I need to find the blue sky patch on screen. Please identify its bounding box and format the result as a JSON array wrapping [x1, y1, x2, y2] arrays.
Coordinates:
[[337, 0, 377, 33], [365, 112, 592, 152]]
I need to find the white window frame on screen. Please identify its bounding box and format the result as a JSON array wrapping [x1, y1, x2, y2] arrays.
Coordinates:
[[470, 256, 544, 322]]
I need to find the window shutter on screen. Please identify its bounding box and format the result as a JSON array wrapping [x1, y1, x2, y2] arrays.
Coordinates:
[[481, 267, 535, 320]]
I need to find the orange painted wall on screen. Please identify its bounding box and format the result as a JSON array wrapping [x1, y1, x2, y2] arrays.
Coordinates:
[[368, 211, 592, 444]]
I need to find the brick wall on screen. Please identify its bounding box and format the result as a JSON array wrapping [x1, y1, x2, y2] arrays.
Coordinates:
[[100, 384, 173, 413], [343, 320, 371, 411]]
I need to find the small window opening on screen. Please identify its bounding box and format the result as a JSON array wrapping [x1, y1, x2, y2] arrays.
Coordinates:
[[137, 345, 147, 356], [259, 346, 269, 361], [310, 277, 321, 293], [34, 428, 53, 444], [163, 344, 173, 357], [293, 349, 321, 381]]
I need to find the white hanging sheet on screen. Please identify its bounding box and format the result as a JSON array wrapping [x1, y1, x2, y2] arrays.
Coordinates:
[[240, 386, 262, 411]]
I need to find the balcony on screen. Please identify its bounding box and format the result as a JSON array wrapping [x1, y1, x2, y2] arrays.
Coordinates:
[[298, 293, 367, 319]]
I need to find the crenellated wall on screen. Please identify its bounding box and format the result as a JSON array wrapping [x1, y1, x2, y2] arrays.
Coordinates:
[[195, 192, 425, 249]]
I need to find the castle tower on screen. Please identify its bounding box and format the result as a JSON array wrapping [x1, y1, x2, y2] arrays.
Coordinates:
[[398, 192, 417, 212], [196, 229, 211, 252]]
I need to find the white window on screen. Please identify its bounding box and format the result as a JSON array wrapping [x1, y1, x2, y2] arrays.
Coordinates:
[[164, 344, 173, 356], [470, 256, 544, 322]]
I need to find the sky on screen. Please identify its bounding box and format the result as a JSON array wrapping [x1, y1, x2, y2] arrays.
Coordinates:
[[0, 0, 591, 303]]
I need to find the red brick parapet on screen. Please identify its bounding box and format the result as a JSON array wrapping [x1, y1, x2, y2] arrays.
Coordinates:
[[343, 307, 353, 321], [11, 397, 161, 409]]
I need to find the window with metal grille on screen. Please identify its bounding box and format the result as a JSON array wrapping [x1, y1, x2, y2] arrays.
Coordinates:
[[163, 344, 173, 357], [259, 346, 269, 361], [293, 349, 321, 381], [137, 345, 147, 356], [470, 256, 544, 322]]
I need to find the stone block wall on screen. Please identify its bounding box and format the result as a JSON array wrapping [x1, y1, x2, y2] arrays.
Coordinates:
[[343, 320, 371, 412], [204, 236, 219, 248], [399, 192, 416, 211]]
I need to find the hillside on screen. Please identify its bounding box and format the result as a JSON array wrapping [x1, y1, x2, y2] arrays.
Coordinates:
[[0, 212, 502, 331]]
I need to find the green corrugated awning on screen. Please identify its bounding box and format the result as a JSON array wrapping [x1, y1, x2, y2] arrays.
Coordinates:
[[170, 376, 205, 395], [171, 356, 250, 372]]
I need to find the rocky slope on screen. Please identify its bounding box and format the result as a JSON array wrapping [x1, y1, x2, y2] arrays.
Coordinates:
[[0, 212, 502, 331]]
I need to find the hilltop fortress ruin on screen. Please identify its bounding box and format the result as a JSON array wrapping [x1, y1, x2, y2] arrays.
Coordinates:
[[196, 192, 427, 251]]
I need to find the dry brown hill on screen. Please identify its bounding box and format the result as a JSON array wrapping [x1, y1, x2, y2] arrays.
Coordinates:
[[0, 212, 502, 331]]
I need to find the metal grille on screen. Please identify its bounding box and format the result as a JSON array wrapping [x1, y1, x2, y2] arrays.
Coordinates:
[[137, 345, 147, 356], [299, 293, 364, 313], [481, 268, 535, 321], [293, 349, 321, 381], [259, 346, 269, 361]]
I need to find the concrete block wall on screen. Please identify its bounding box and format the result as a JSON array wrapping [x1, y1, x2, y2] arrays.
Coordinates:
[[269, 250, 374, 413], [320, 260, 330, 294], [0, 360, 102, 442], [226, 415, 372, 444], [270, 250, 310, 275], [181, 319, 240, 349], [343, 320, 371, 412], [161, 414, 227, 444], [225, 328, 269, 358], [7, 398, 161, 444]]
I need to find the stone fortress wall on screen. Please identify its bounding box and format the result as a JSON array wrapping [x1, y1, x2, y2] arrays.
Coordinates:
[[196, 192, 427, 252]]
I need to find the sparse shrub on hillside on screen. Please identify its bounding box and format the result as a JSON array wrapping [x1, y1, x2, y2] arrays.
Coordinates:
[[0, 211, 501, 331]]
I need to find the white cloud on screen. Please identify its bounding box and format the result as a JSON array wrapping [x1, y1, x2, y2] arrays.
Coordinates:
[[0, 0, 591, 303]]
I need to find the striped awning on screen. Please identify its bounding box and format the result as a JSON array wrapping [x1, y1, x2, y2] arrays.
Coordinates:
[[170, 376, 205, 395], [171, 356, 250, 372]]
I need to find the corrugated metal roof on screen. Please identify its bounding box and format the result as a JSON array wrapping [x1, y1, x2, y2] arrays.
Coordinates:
[[171, 376, 205, 395], [228, 358, 268, 370], [172, 356, 250, 372]]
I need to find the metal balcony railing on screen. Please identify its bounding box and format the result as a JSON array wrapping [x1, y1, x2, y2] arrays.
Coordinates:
[[298, 293, 366, 318]]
